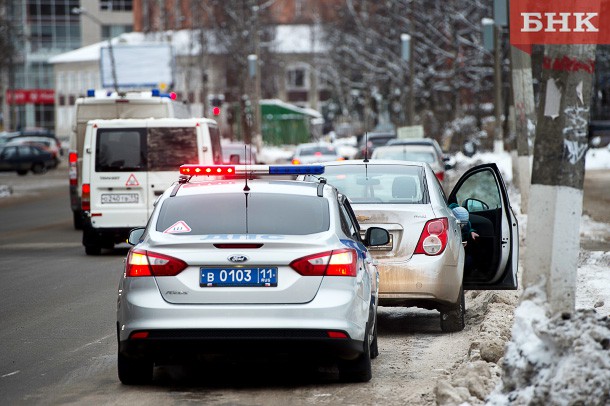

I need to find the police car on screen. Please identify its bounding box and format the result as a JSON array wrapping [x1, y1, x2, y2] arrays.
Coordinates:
[[116, 164, 390, 384]]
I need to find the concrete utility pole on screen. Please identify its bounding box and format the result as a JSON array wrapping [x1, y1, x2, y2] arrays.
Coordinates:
[[510, 46, 536, 213], [524, 44, 597, 314], [493, 24, 504, 152]]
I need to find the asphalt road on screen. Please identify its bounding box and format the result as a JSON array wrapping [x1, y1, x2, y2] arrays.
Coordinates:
[[0, 164, 607, 405]]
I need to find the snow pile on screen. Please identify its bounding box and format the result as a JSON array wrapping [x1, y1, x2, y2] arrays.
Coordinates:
[[488, 285, 610, 405], [434, 290, 520, 405]]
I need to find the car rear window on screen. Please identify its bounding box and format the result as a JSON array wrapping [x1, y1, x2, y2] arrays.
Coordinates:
[[156, 193, 330, 235], [95, 127, 199, 172], [148, 127, 199, 170], [372, 149, 436, 163], [320, 164, 428, 204]]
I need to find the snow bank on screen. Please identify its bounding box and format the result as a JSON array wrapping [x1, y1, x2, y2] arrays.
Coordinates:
[[488, 285, 610, 405]]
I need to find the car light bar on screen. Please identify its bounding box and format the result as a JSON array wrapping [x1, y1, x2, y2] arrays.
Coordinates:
[[179, 164, 325, 176]]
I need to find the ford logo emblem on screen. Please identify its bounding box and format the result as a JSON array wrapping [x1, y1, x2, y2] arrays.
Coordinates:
[[228, 255, 248, 263]]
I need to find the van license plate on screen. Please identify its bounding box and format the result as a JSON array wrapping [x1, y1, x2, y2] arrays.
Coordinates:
[[200, 268, 278, 287], [101, 193, 139, 204]]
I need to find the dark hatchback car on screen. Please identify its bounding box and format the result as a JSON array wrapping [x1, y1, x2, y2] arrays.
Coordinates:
[[0, 144, 56, 175], [354, 132, 397, 159]]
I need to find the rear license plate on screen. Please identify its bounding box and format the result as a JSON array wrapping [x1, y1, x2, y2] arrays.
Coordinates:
[[200, 267, 278, 287], [101, 193, 139, 204]]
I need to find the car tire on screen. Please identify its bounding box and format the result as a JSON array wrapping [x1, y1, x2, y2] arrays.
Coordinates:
[[370, 312, 379, 359], [16, 169, 28, 176], [118, 352, 153, 385], [338, 324, 372, 382], [85, 245, 102, 256], [32, 163, 46, 174], [440, 285, 466, 333], [73, 211, 84, 230]]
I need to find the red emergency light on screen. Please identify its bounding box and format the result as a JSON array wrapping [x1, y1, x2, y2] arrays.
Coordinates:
[[180, 165, 235, 175]]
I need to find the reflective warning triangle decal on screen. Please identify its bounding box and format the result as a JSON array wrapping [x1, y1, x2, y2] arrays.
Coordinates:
[[126, 174, 140, 187], [163, 221, 192, 234]]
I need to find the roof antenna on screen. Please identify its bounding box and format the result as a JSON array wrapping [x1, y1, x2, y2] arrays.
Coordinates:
[[363, 132, 369, 163]]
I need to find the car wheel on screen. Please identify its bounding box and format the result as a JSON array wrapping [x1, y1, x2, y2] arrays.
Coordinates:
[[338, 324, 372, 382], [85, 245, 102, 256], [73, 211, 84, 230], [370, 313, 379, 359], [118, 352, 153, 385], [32, 163, 46, 174], [16, 169, 28, 176], [440, 285, 466, 333]]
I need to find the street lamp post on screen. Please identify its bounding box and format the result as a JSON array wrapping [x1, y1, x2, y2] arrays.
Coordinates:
[[401, 33, 414, 125], [72, 7, 119, 94]]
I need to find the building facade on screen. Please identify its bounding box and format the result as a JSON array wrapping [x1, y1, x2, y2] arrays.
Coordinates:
[[2, 0, 133, 133]]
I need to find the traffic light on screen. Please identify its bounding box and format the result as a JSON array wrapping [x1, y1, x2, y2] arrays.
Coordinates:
[[211, 97, 222, 116]]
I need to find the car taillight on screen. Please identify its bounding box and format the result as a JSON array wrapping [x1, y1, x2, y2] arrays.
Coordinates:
[[414, 218, 449, 256], [290, 248, 358, 277], [125, 249, 187, 277], [82, 183, 90, 211], [436, 171, 445, 182], [69, 152, 78, 185]]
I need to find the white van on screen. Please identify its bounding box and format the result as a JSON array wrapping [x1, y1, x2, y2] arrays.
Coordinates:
[[69, 90, 191, 230], [81, 117, 222, 255]]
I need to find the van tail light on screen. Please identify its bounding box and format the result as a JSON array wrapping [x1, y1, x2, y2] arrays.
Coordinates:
[[435, 171, 445, 182], [125, 249, 188, 277], [81, 183, 90, 211], [290, 248, 357, 277], [414, 218, 449, 256], [69, 152, 78, 185]]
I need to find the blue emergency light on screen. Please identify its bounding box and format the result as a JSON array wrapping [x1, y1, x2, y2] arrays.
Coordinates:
[[87, 89, 95, 97], [269, 165, 325, 175], [179, 164, 325, 176]]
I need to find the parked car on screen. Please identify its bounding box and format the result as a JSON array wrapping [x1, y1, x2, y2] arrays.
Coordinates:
[[354, 132, 397, 159], [116, 164, 390, 384], [300, 160, 519, 332], [12, 128, 63, 156], [291, 142, 343, 164], [386, 138, 450, 164], [0, 144, 56, 175], [371, 142, 449, 183], [4, 136, 61, 167], [222, 142, 259, 164]]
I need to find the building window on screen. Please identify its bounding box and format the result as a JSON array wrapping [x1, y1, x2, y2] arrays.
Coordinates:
[[287, 66, 307, 89], [100, 1, 133, 11], [101, 25, 133, 40]]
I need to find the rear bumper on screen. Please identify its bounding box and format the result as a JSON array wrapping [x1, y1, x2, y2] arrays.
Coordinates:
[[117, 277, 371, 360], [119, 329, 364, 361], [376, 250, 464, 307], [82, 222, 132, 246]]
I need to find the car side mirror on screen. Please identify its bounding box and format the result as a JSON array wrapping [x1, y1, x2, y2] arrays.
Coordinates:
[[127, 227, 146, 245], [364, 226, 390, 247]]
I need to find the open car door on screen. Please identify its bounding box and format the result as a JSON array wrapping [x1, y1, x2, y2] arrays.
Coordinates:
[[448, 163, 518, 290]]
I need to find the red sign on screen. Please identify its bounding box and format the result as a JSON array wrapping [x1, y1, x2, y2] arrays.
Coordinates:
[[510, 0, 610, 47], [5, 89, 55, 105]]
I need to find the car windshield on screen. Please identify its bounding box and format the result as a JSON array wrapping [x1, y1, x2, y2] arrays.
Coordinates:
[[156, 193, 330, 235], [321, 164, 427, 204], [372, 148, 436, 163]]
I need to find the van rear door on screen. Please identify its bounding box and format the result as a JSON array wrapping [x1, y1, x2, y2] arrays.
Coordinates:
[[89, 127, 149, 229], [146, 124, 200, 217]]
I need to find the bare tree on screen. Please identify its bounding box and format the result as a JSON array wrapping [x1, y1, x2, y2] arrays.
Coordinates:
[[321, 0, 494, 138]]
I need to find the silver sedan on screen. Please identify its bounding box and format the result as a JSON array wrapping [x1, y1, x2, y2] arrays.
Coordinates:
[[302, 160, 518, 332], [116, 164, 390, 384]]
